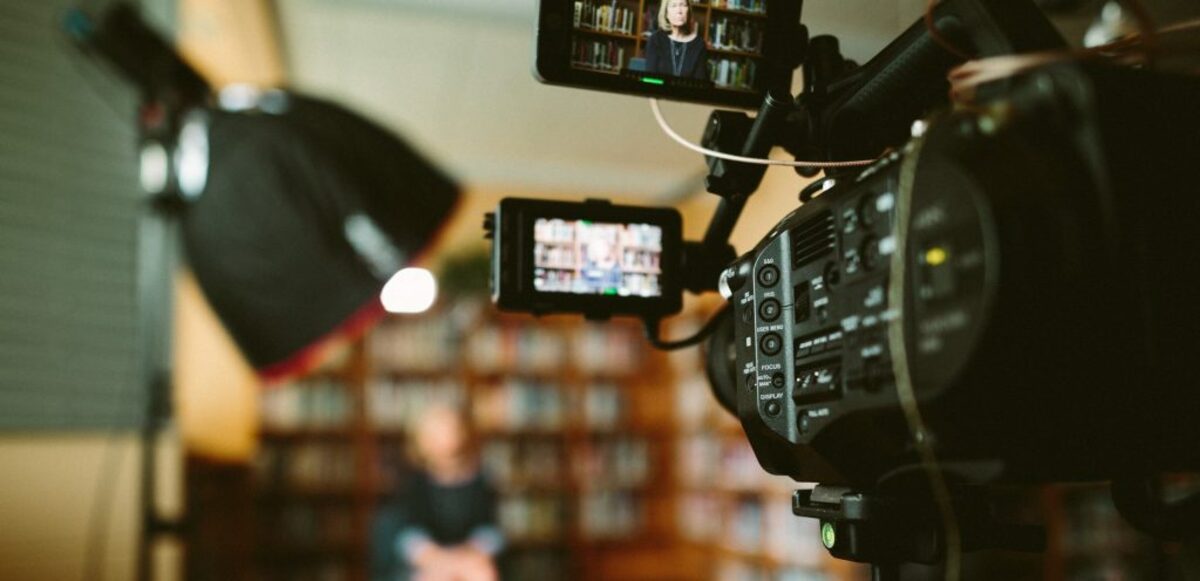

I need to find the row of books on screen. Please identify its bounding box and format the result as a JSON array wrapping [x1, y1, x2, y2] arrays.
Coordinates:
[[260, 379, 353, 430], [622, 248, 662, 271], [365, 379, 465, 430], [573, 325, 644, 374], [497, 491, 647, 541], [466, 326, 568, 373], [255, 442, 357, 491], [709, 57, 757, 91], [482, 437, 652, 490], [483, 440, 564, 488], [621, 223, 665, 248], [708, 0, 766, 14], [498, 493, 566, 540], [675, 370, 719, 428], [678, 435, 770, 490], [678, 494, 831, 571], [677, 492, 723, 542], [573, 0, 638, 36], [258, 503, 354, 546], [727, 498, 764, 553], [478, 381, 639, 432], [708, 16, 764, 54], [578, 381, 626, 428], [371, 317, 458, 372], [534, 242, 578, 270], [533, 244, 661, 272], [579, 491, 643, 537], [533, 218, 578, 244], [572, 38, 626, 72], [762, 494, 826, 566], [374, 319, 645, 376], [678, 493, 827, 566], [474, 380, 568, 431], [573, 438, 651, 486]]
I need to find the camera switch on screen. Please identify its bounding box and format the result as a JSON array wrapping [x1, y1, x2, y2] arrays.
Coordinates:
[[760, 332, 783, 356], [757, 264, 780, 287], [759, 298, 781, 322]]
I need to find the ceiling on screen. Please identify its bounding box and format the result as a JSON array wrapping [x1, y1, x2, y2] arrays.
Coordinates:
[[274, 0, 933, 202]]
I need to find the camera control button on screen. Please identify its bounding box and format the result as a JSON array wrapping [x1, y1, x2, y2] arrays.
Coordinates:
[[765, 401, 781, 417], [757, 265, 780, 287], [771, 372, 785, 389], [760, 332, 783, 356], [759, 299, 781, 322]]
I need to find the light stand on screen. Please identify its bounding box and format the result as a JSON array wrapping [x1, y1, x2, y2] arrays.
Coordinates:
[[67, 5, 212, 579]]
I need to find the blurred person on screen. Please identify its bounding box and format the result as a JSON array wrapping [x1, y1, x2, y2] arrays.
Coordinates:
[[644, 0, 710, 80], [392, 404, 503, 581]]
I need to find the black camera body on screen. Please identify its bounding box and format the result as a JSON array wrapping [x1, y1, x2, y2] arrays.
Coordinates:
[[486, 197, 683, 318], [498, 0, 1200, 566], [719, 63, 1200, 488]]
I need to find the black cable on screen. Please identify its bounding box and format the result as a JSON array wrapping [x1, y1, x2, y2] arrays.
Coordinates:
[[643, 304, 732, 350]]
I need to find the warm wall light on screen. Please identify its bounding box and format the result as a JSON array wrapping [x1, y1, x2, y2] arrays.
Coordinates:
[[381, 268, 438, 314]]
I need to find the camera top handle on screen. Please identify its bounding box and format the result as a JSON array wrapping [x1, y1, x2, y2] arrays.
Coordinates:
[[650, 0, 1062, 351]]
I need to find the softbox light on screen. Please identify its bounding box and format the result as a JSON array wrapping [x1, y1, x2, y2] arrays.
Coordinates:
[[68, 1, 460, 382], [182, 94, 460, 381]]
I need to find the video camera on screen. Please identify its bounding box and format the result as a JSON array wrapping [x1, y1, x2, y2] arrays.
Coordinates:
[[488, 0, 1200, 574]]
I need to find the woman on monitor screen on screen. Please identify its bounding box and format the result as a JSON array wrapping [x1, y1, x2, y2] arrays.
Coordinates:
[[644, 0, 709, 80]]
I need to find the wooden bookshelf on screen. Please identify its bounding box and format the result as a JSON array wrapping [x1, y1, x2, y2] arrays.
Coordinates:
[[233, 346, 374, 581], [365, 300, 682, 580]]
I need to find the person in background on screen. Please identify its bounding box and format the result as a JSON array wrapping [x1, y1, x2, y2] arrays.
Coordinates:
[[394, 404, 503, 581], [643, 0, 710, 80]]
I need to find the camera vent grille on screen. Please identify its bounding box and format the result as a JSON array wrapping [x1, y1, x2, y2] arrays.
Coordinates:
[[791, 210, 836, 269]]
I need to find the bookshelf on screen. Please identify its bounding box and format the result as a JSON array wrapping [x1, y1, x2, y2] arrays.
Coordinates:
[[571, 0, 766, 91], [248, 350, 373, 581], [367, 300, 680, 580]]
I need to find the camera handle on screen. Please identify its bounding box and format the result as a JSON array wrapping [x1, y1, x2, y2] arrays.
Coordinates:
[[794, 485, 1045, 580]]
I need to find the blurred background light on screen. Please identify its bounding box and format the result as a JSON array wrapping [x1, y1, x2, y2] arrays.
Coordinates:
[[381, 267, 438, 313]]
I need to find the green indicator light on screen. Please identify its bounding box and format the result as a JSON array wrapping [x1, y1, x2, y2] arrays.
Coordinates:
[[821, 522, 836, 549], [641, 77, 665, 85]]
